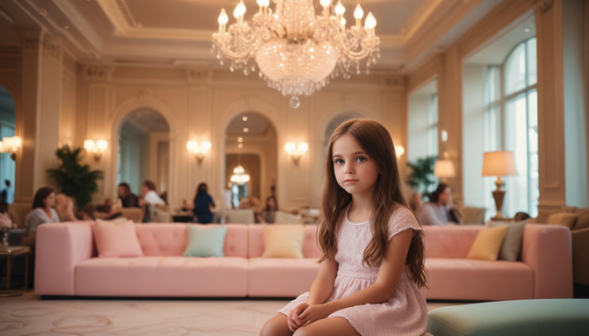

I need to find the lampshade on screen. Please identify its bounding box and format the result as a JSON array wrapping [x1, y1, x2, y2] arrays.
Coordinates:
[[482, 151, 517, 177], [434, 159, 455, 178]]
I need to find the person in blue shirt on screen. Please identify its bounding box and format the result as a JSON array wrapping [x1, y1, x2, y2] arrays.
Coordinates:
[[193, 183, 215, 224]]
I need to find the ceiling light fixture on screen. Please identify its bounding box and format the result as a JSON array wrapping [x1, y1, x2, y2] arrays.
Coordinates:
[[213, 0, 380, 108]]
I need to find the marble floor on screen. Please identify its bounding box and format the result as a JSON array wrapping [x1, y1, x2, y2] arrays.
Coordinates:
[[0, 291, 467, 335]]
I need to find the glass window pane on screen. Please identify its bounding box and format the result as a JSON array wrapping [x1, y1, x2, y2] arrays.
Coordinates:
[[527, 90, 539, 217], [485, 106, 501, 151], [485, 66, 501, 104], [505, 44, 527, 95], [428, 94, 438, 157], [526, 38, 537, 86], [504, 94, 529, 217]]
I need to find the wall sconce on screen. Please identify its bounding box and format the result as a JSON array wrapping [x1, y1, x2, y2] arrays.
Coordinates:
[[186, 140, 211, 165], [284, 142, 308, 165], [1, 136, 22, 161], [84, 139, 108, 162], [395, 145, 405, 157]]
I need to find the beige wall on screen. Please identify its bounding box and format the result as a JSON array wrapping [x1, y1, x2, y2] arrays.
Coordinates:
[[65, 64, 406, 210]]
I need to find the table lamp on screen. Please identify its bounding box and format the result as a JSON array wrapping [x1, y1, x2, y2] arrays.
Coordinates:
[[482, 151, 517, 218], [434, 159, 455, 183]]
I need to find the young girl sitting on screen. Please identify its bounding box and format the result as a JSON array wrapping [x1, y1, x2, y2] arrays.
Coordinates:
[[260, 119, 428, 336]]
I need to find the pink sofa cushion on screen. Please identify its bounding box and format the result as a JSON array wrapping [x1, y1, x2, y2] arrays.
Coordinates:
[[422, 258, 534, 300], [249, 225, 322, 258], [135, 224, 248, 257], [75, 257, 248, 297], [423, 225, 480, 258], [248, 257, 320, 297], [93, 221, 144, 258]]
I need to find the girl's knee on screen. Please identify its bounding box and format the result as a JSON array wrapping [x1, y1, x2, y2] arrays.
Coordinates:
[[260, 315, 291, 336], [292, 326, 313, 336]]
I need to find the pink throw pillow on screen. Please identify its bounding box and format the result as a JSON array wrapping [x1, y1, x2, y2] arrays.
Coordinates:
[[93, 221, 144, 258]]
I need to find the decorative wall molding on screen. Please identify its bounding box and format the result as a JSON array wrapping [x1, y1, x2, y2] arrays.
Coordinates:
[[81, 65, 114, 81], [137, 88, 153, 103], [18, 30, 41, 50], [115, 0, 142, 27], [533, 0, 554, 14], [186, 67, 212, 83], [42, 39, 63, 59]]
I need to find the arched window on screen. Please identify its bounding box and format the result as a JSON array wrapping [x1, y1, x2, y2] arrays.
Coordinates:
[[484, 38, 538, 218]]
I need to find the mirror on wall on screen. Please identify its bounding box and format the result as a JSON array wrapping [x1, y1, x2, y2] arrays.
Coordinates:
[[117, 109, 170, 204], [224, 112, 277, 211]]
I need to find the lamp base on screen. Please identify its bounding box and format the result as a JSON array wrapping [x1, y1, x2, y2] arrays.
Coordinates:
[[492, 188, 506, 218]]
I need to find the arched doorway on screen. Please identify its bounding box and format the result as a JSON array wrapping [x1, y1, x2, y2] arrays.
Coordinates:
[[0, 86, 16, 211], [117, 108, 170, 204], [224, 112, 277, 210]]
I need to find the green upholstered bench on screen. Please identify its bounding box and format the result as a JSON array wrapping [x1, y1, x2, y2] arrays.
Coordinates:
[[427, 299, 589, 336]]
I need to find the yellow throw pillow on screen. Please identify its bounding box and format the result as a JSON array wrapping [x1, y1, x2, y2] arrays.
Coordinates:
[[263, 225, 305, 258], [547, 212, 578, 230], [467, 226, 509, 261]]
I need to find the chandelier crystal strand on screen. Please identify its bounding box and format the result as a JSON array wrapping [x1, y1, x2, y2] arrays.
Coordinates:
[[212, 0, 380, 108]]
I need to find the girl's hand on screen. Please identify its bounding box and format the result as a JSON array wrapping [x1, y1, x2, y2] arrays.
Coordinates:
[[298, 303, 333, 325], [287, 302, 309, 331]]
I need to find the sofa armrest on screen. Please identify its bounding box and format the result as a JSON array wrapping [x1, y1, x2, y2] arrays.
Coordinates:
[[521, 224, 572, 298], [572, 227, 589, 286], [35, 223, 94, 295]]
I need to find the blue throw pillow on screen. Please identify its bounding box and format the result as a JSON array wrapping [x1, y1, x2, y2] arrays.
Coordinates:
[[183, 225, 227, 257]]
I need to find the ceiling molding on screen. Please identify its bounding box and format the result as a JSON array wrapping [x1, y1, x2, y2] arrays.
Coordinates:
[[404, 0, 484, 62]]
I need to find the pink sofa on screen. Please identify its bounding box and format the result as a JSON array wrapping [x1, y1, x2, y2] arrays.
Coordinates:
[[35, 223, 572, 300]]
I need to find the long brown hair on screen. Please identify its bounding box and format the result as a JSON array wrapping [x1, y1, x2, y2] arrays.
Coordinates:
[[32, 187, 55, 209], [317, 119, 427, 288]]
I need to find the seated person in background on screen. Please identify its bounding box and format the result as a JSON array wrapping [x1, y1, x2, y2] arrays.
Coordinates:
[[0, 179, 11, 213], [419, 183, 462, 225], [117, 182, 139, 208], [514, 211, 531, 222], [22, 187, 60, 246], [409, 192, 423, 213], [160, 192, 168, 205], [239, 197, 251, 209], [54, 194, 79, 222], [140, 180, 165, 206], [192, 183, 215, 224], [257, 196, 278, 224]]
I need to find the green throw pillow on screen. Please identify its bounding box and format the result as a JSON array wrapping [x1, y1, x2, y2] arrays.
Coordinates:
[[488, 220, 526, 261], [183, 225, 227, 257]]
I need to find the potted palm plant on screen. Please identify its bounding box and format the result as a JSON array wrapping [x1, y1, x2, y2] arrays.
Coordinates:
[[47, 146, 104, 210], [406, 155, 437, 199]]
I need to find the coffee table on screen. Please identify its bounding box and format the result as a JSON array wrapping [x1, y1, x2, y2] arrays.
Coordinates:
[[0, 245, 31, 297]]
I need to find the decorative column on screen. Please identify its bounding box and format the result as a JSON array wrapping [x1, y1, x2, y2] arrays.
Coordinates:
[[15, 30, 63, 203], [534, 0, 588, 221]]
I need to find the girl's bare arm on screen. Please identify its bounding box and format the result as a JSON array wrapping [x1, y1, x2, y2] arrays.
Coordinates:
[[306, 257, 338, 305]]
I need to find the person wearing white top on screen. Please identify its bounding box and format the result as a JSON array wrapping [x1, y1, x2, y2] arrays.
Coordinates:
[[141, 180, 165, 205]]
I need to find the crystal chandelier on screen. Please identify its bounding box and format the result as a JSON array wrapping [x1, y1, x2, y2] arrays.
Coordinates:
[[230, 165, 251, 185], [212, 0, 380, 108]]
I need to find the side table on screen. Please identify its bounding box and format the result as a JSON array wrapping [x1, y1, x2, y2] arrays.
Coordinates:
[[0, 245, 31, 297]]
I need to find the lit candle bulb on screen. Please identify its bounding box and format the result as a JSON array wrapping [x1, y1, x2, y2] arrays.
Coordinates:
[[218, 8, 228, 31], [257, 0, 269, 14], [320, 0, 331, 18], [354, 5, 364, 27], [335, 0, 345, 19], [365, 12, 377, 31], [234, 0, 246, 23]]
